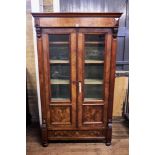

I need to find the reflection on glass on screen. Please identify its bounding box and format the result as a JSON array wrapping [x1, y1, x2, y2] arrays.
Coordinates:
[[85, 34, 105, 61], [85, 44, 104, 60], [51, 85, 70, 99], [49, 34, 69, 61], [84, 84, 103, 99], [85, 64, 103, 79], [84, 34, 105, 100], [49, 44, 69, 60], [49, 34, 69, 42], [85, 34, 104, 42], [49, 34, 70, 100], [50, 64, 70, 80]]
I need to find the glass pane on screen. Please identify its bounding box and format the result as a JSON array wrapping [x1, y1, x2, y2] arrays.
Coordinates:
[[50, 64, 70, 80], [49, 34, 69, 42], [49, 34, 69, 61], [51, 84, 70, 99], [85, 44, 104, 60], [85, 34, 105, 61], [49, 44, 69, 60], [84, 34, 105, 100], [85, 34, 104, 42], [49, 34, 70, 100], [85, 64, 103, 79], [84, 85, 103, 99]]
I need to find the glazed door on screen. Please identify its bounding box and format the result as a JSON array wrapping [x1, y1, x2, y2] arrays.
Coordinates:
[[42, 28, 77, 129], [77, 29, 112, 129], [42, 28, 112, 130]]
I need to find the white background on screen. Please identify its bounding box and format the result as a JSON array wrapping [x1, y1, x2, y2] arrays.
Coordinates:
[[0, 0, 155, 154]]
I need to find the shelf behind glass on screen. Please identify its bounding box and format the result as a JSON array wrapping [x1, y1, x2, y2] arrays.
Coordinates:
[[85, 41, 103, 44], [84, 79, 103, 84], [50, 60, 70, 64], [85, 60, 104, 64], [49, 41, 69, 45], [51, 79, 70, 84]]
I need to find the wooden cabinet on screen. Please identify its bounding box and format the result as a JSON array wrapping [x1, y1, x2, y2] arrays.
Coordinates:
[[32, 13, 122, 146]]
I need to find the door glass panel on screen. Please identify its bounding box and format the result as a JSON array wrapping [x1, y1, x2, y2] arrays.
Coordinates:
[[85, 34, 104, 41], [49, 44, 69, 60], [49, 34, 69, 42], [50, 64, 70, 79], [84, 34, 105, 100], [84, 85, 103, 99], [49, 34, 70, 100], [85, 64, 103, 79], [85, 44, 104, 60], [85, 34, 105, 61], [49, 34, 69, 61], [51, 85, 70, 99]]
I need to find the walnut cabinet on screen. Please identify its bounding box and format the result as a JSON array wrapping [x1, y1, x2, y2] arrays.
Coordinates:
[[32, 13, 122, 146]]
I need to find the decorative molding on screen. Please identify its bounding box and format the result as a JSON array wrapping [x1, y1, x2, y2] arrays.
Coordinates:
[[31, 12, 123, 18], [112, 27, 118, 38], [114, 18, 119, 26], [35, 17, 41, 38], [36, 27, 41, 38]]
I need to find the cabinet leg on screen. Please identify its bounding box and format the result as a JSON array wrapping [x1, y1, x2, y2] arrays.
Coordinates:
[[41, 123, 48, 147], [105, 140, 111, 146], [105, 121, 112, 146], [43, 142, 48, 147]]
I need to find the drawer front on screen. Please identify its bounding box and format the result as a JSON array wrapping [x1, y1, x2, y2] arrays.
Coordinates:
[[48, 130, 106, 139]]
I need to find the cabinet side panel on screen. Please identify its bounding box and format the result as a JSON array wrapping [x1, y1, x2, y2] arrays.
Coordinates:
[[106, 36, 117, 145], [36, 30, 48, 146]]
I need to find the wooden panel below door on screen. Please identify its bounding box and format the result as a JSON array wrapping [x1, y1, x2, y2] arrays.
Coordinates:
[[49, 105, 77, 129], [82, 105, 104, 124], [48, 129, 106, 140], [50, 106, 71, 124]]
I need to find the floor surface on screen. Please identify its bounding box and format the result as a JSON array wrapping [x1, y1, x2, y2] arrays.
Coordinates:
[[26, 121, 129, 155]]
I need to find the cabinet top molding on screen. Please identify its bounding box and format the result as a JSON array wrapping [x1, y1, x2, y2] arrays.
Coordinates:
[[31, 12, 122, 18], [32, 13, 122, 29]]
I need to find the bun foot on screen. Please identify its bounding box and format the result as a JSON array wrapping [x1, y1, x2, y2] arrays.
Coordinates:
[[43, 142, 48, 147], [106, 142, 111, 146]]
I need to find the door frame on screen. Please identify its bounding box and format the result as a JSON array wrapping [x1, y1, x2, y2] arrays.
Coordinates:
[[42, 28, 77, 130], [77, 28, 112, 130], [41, 28, 113, 131]]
